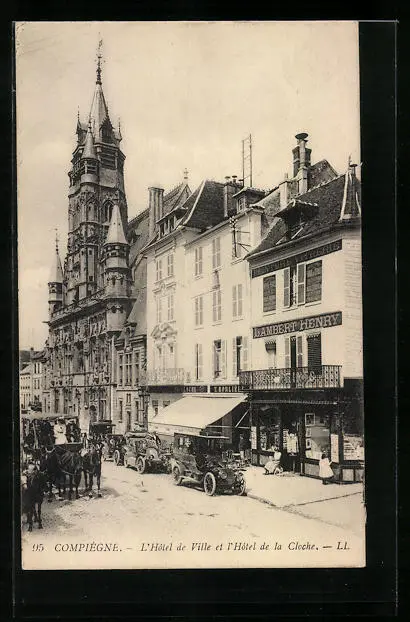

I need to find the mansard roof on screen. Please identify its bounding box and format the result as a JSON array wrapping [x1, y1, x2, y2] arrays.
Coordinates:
[[181, 180, 225, 230], [248, 170, 361, 258]]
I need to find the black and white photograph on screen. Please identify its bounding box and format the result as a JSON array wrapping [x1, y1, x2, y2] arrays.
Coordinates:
[[16, 21, 365, 570]]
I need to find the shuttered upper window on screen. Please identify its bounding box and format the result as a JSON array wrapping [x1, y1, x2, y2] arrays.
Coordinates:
[[305, 260, 322, 303], [263, 275, 276, 312], [307, 333, 322, 373]]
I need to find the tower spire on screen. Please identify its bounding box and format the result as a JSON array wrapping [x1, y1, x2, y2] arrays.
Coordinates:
[[96, 38, 103, 85]]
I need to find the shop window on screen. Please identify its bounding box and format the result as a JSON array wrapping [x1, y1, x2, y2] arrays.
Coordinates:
[[343, 405, 364, 461], [304, 412, 330, 459], [259, 410, 281, 452]]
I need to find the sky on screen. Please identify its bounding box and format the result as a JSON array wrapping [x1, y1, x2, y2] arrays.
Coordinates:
[[16, 21, 360, 350]]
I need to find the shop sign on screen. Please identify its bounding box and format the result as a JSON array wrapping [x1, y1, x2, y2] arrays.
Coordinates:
[[209, 384, 241, 393], [251, 426, 257, 450], [253, 311, 342, 339], [251, 239, 342, 278], [330, 433, 339, 463], [184, 385, 208, 393]]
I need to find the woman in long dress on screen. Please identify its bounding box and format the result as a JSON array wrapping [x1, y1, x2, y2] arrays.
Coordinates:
[[319, 452, 334, 484]]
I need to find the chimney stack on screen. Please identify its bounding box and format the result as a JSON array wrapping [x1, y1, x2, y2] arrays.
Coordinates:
[[292, 132, 312, 177], [148, 186, 164, 237], [223, 176, 238, 218]]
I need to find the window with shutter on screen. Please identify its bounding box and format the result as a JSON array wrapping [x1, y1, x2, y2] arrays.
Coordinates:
[[283, 268, 290, 307], [263, 275, 276, 312], [296, 335, 303, 367], [221, 340, 227, 378], [238, 284, 243, 317], [306, 260, 322, 303], [213, 289, 221, 322], [284, 337, 290, 368], [297, 263, 305, 305], [195, 247, 203, 276], [232, 286, 237, 318], [307, 333, 322, 373], [213, 340, 221, 378], [212, 238, 221, 270], [167, 294, 174, 321], [167, 253, 174, 277], [242, 336, 248, 371], [232, 338, 237, 377]]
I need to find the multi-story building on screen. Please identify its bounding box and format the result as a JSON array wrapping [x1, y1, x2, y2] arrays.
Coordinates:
[[19, 349, 44, 412], [240, 134, 364, 482], [112, 178, 190, 434], [43, 56, 133, 433], [144, 173, 277, 447]]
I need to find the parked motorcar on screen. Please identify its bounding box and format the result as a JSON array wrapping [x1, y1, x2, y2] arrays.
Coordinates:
[[89, 420, 116, 441], [120, 431, 171, 474], [101, 434, 126, 462], [170, 432, 246, 496]]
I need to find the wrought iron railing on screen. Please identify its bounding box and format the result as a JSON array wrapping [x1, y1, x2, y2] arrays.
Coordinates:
[[239, 365, 342, 390], [145, 368, 186, 385]]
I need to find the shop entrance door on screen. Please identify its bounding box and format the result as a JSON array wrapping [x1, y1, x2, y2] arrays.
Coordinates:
[[290, 336, 297, 388]]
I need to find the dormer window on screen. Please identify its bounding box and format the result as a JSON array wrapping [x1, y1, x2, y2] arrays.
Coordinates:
[[237, 196, 247, 212]]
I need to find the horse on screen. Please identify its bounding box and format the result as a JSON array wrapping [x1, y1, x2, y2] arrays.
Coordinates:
[[82, 442, 102, 498], [21, 467, 48, 531], [42, 446, 83, 501]]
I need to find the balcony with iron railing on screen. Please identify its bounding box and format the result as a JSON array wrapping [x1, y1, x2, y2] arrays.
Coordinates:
[[238, 365, 342, 391]]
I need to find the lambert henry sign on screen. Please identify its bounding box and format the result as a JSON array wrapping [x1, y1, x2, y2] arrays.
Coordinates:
[[253, 311, 342, 339]]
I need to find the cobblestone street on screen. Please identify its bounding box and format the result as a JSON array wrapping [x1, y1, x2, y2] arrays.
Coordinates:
[[22, 461, 365, 569]]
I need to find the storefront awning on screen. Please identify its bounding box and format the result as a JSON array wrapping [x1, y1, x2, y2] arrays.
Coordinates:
[[149, 395, 245, 435]]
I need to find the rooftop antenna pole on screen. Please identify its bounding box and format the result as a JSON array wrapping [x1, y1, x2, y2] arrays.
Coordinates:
[[242, 134, 253, 188]]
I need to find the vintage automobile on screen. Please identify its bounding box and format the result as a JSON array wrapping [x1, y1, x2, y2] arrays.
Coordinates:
[[101, 434, 126, 462], [170, 432, 247, 496], [119, 431, 171, 474], [89, 420, 116, 441]]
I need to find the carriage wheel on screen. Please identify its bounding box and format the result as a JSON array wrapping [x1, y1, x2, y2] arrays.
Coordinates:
[[235, 472, 247, 496], [172, 465, 183, 485], [114, 450, 121, 466], [203, 472, 217, 496], [136, 456, 146, 474]]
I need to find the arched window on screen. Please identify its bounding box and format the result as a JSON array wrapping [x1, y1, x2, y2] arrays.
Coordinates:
[[103, 202, 113, 224]]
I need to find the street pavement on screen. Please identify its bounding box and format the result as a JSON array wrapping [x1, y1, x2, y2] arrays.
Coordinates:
[[22, 461, 366, 570]]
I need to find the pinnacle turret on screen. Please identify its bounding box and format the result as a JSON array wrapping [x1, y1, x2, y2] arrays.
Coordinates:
[[105, 204, 128, 246], [49, 238, 63, 284], [81, 120, 97, 160]]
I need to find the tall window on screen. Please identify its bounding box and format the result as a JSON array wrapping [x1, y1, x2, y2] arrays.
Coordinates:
[[305, 261, 322, 303], [156, 258, 163, 282], [125, 353, 132, 385], [232, 336, 248, 376], [118, 354, 124, 386], [167, 293, 174, 321], [195, 247, 203, 276], [212, 237, 221, 270], [213, 339, 226, 378], [194, 295, 204, 327], [212, 289, 222, 322], [118, 399, 123, 422], [156, 296, 162, 324], [285, 335, 303, 368], [265, 340, 277, 368], [263, 275, 276, 312], [307, 333, 322, 373], [167, 253, 174, 277], [134, 351, 140, 385], [195, 343, 203, 381], [232, 284, 243, 318]]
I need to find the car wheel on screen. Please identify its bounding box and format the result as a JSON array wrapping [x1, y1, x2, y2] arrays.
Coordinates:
[[203, 472, 217, 496], [235, 472, 246, 496], [172, 465, 183, 485], [136, 456, 146, 474], [114, 450, 121, 466]]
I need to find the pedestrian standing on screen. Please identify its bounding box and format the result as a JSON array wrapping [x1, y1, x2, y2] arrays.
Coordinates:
[[319, 452, 334, 485]]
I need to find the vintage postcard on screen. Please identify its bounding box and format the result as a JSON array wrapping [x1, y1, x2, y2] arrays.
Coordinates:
[[16, 21, 365, 570]]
